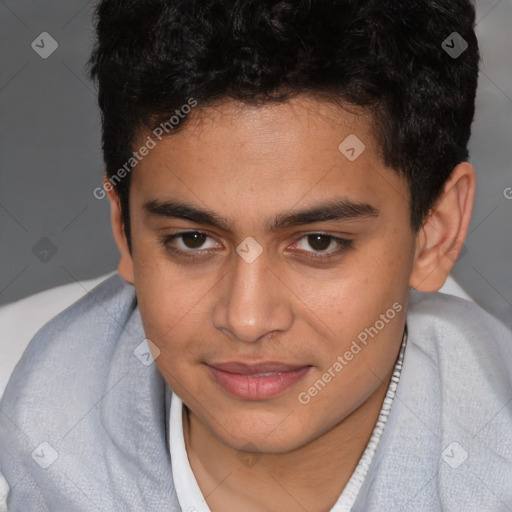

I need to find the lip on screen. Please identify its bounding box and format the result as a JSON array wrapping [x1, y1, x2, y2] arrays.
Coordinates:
[[207, 362, 312, 400]]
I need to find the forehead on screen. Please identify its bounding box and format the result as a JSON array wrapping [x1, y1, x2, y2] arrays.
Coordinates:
[[159, 95, 378, 162], [130, 95, 409, 230]]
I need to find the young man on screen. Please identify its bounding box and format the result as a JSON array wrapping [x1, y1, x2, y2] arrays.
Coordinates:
[[1, 0, 511, 510]]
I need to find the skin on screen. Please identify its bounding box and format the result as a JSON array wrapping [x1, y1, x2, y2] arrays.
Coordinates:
[[106, 95, 475, 511]]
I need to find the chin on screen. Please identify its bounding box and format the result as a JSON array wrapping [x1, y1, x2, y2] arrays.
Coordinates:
[[224, 434, 306, 455], [210, 411, 315, 454]]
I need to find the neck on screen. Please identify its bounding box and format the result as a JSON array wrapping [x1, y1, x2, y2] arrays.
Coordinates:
[[183, 367, 393, 512]]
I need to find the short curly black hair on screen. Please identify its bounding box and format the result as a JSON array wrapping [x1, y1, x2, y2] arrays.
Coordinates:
[[88, 0, 479, 245]]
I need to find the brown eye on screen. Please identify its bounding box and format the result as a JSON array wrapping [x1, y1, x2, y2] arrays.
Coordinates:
[[181, 231, 208, 249], [307, 234, 332, 251], [160, 230, 220, 260], [292, 233, 353, 262]]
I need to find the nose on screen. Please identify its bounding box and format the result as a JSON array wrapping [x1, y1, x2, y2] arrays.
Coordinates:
[[211, 247, 294, 344]]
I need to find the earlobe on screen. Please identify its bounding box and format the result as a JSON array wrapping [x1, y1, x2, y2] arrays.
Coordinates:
[[409, 162, 475, 292], [105, 177, 135, 285]]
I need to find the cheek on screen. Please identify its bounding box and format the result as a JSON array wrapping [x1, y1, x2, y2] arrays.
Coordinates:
[[297, 238, 411, 332], [294, 240, 410, 400], [130, 245, 207, 349], [297, 300, 407, 423]]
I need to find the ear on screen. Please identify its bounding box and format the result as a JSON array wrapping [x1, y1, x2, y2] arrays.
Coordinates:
[[409, 162, 475, 292], [105, 177, 135, 285]]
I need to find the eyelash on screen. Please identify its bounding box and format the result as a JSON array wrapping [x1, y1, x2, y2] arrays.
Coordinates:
[[160, 231, 353, 263]]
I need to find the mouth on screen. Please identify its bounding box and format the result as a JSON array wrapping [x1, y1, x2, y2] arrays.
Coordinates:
[[206, 361, 312, 400]]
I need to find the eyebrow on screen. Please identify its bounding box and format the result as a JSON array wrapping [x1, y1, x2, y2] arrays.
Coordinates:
[[143, 197, 379, 233]]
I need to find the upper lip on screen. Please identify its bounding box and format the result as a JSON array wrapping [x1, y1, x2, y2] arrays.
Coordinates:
[[207, 362, 310, 375]]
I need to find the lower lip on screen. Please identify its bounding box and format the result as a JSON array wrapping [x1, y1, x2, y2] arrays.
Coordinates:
[[207, 365, 311, 400]]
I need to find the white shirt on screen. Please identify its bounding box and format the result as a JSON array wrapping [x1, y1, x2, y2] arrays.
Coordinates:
[[169, 328, 407, 512]]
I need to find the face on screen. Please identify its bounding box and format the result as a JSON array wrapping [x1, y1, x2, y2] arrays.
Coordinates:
[[122, 96, 415, 453]]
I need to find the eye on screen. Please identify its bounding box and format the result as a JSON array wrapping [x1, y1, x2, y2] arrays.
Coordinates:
[[161, 230, 220, 258], [291, 233, 353, 261]]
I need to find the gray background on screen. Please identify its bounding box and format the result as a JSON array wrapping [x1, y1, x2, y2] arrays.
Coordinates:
[[1, 0, 511, 329]]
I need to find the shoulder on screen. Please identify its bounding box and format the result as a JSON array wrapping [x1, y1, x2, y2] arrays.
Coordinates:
[[0, 273, 137, 439], [407, 289, 512, 376], [405, 291, 512, 485], [2, 273, 137, 406], [358, 292, 512, 509], [0, 275, 158, 509]]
